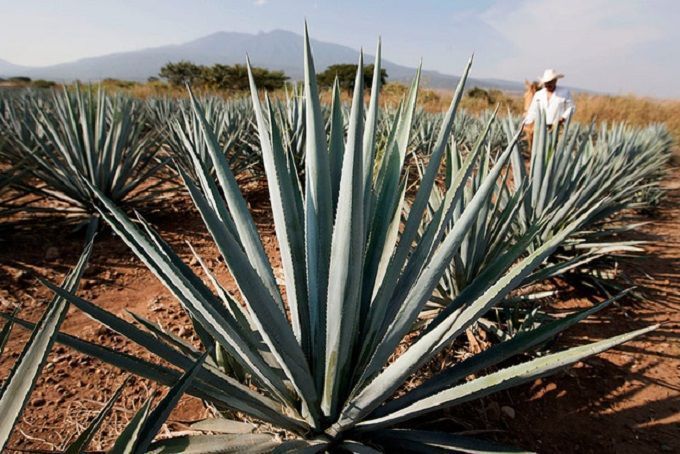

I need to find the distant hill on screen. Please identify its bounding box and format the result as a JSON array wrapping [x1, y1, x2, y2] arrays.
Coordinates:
[[0, 30, 526, 92], [0, 58, 30, 77]]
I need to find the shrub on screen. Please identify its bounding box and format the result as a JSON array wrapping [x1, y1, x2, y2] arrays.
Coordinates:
[[31, 79, 56, 89], [159, 60, 207, 86], [317, 63, 388, 93]]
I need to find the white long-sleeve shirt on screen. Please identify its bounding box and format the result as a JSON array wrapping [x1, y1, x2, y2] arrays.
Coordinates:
[[525, 86, 575, 125]]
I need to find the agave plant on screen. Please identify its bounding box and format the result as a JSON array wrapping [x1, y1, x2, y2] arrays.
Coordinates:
[[162, 95, 263, 181], [593, 122, 672, 211], [4, 85, 164, 214], [430, 113, 670, 338], [3, 28, 657, 451], [0, 92, 45, 216], [0, 91, 46, 163], [500, 113, 672, 297], [417, 115, 587, 341], [506, 112, 672, 243], [418, 132, 538, 335]]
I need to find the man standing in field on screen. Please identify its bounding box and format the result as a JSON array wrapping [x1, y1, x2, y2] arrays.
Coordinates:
[[525, 69, 575, 127]]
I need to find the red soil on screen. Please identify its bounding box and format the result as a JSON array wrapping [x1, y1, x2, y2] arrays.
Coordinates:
[[0, 169, 677, 453]]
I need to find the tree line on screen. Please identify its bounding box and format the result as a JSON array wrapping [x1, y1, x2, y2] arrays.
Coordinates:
[[159, 61, 388, 92]]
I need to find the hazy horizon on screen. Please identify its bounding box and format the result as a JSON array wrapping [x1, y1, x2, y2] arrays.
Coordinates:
[[1, 0, 678, 99]]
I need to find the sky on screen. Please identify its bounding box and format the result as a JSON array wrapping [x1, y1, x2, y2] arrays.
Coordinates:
[[0, 0, 678, 98]]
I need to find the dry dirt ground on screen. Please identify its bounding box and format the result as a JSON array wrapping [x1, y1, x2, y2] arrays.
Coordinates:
[[0, 167, 677, 453]]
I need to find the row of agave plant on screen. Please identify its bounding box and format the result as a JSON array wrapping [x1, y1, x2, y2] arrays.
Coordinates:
[[427, 111, 673, 337], [0, 27, 673, 452], [0, 79, 669, 223]]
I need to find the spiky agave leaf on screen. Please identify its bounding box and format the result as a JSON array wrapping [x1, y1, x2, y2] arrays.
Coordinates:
[[113, 349, 211, 453], [64, 376, 130, 453], [0, 239, 93, 450]]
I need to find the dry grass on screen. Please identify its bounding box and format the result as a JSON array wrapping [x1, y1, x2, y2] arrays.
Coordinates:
[[412, 87, 680, 162], [572, 93, 680, 142], [412, 87, 680, 143]]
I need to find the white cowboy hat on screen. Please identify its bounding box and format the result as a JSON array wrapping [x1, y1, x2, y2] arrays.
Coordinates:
[[539, 69, 564, 84]]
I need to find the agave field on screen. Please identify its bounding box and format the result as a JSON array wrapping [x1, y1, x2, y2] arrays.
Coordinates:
[[0, 28, 677, 453]]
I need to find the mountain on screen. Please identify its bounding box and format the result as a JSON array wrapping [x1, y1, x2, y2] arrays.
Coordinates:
[[0, 58, 30, 77], [0, 30, 524, 92]]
